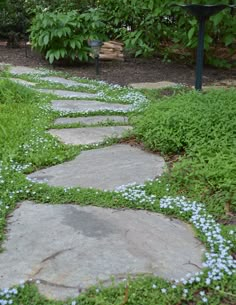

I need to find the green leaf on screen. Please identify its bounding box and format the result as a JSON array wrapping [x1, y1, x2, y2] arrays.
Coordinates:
[[188, 27, 195, 41]]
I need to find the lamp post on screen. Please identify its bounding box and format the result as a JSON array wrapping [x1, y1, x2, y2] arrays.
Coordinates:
[[88, 40, 103, 76], [174, 4, 235, 91]]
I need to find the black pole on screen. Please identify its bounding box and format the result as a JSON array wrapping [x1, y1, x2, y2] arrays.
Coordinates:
[[95, 55, 99, 75], [195, 16, 206, 91]]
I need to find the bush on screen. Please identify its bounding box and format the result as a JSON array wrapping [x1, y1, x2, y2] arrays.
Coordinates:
[[30, 9, 106, 64], [133, 89, 236, 212], [99, 0, 236, 66]]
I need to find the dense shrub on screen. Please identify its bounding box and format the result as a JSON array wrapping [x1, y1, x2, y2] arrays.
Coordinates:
[[30, 9, 105, 63], [133, 89, 236, 212], [99, 0, 236, 66]]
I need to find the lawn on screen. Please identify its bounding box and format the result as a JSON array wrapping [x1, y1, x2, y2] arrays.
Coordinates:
[[0, 72, 235, 305]]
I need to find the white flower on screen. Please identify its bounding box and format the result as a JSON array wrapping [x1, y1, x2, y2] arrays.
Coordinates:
[[161, 288, 167, 294], [152, 284, 157, 289]]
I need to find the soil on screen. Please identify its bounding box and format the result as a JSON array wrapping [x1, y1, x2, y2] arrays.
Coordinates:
[[0, 43, 236, 86]]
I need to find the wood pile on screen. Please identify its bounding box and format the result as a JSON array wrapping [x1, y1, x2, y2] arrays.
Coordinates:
[[99, 40, 124, 61]]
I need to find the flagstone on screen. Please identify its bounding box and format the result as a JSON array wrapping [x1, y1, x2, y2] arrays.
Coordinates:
[[27, 144, 165, 190], [48, 126, 132, 145], [9, 78, 36, 86], [9, 66, 46, 75], [0, 201, 205, 300], [130, 81, 178, 89], [37, 89, 98, 98], [54, 115, 128, 125], [40, 76, 93, 88], [51, 100, 131, 113]]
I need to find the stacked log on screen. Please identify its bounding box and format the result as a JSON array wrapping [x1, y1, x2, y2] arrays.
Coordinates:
[[99, 40, 124, 61]]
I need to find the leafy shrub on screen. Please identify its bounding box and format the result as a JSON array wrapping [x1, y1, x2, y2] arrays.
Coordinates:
[[133, 89, 236, 212], [30, 9, 106, 64], [99, 0, 236, 66]]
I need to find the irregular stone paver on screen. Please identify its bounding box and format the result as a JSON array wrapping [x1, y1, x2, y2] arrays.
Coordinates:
[[54, 116, 128, 125], [52, 100, 131, 113], [130, 81, 178, 89], [37, 89, 98, 99], [40, 76, 93, 88], [28, 144, 165, 190], [0, 201, 205, 300], [9, 78, 36, 86], [9, 66, 46, 75], [48, 126, 132, 145]]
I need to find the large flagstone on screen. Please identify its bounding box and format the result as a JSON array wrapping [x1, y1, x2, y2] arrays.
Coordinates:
[[27, 144, 165, 190], [37, 89, 98, 99], [9, 66, 46, 75], [51, 100, 131, 113], [0, 202, 205, 300], [54, 115, 128, 125], [40, 76, 93, 88], [48, 126, 132, 145]]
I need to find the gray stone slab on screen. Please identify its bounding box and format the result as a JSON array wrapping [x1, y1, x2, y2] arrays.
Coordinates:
[[130, 81, 178, 89], [37, 89, 98, 99], [52, 100, 131, 113], [28, 144, 165, 190], [9, 66, 46, 75], [9, 78, 36, 86], [40, 76, 93, 88], [48, 126, 131, 145], [54, 116, 128, 125], [0, 202, 204, 300]]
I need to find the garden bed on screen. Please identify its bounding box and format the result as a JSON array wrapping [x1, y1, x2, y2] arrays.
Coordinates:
[[0, 44, 236, 86]]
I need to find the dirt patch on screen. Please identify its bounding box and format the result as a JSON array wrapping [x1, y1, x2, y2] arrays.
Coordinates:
[[0, 44, 236, 86]]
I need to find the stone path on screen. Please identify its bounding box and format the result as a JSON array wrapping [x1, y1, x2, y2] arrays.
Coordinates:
[[28, 144, 165, 190], [48, 127, 132, 145], [0, 202, 204, 300], [54, 115, 128, 125], [52, 99, 131, 113], [130, 81, 178, 89], [0, 67, 205, 300], [9, 78, 36, 86], [40, 76, 93, 88], [37, 89, 98, 99], [9, 66, 46, 75]]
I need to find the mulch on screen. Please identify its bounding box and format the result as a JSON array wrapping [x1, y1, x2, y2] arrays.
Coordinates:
[[0, 43, 236, 86]]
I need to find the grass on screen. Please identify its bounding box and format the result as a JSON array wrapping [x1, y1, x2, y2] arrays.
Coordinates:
[[0, 72, 235, 305]]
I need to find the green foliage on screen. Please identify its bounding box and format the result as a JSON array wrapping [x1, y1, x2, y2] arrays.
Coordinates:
[[30, 9, 106, 64], [99, 0, 236, 66], [133, 89, 236, 213], [0, 0, 29, 39]]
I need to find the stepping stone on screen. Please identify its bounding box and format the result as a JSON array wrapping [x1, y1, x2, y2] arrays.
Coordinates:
[[9, 78, 36, 86], [52, 100, 131, 113], [40, 76, 93, 88], [9, 66, 46, 75], [54, 116, 128, 125], [48, 126, 132, 145], [0, 202, 205, 300], [28, 144, 165, 190], [130, 81, 178, 89], [37, 89, 98, 99]]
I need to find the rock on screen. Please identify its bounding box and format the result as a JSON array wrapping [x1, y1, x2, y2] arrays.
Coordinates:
[[0, 201, 205, 300], [54, 116, 128, 125], [27, 144, 165, 190], [51, 100, 131, 113], [40, 76, 93, 88], [129, 81, 178, 89], [9, 78, 36, 86], [37, 89, 98, 99], [9, 66, 46, 75], [48, 126, 132, 145]]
